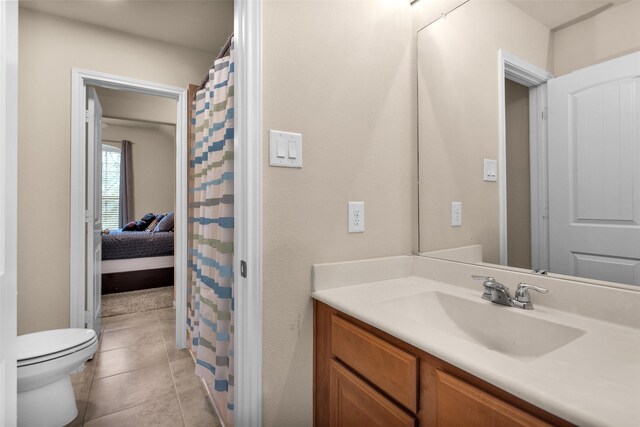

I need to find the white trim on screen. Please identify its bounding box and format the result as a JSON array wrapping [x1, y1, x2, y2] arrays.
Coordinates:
[[529, 84, 550, 271], [233, 0, 263, 424], [497, 50, 553, 266], [70, 69, 188, 348], [0, 2, 18, 425], [101, 256, 174, 274]]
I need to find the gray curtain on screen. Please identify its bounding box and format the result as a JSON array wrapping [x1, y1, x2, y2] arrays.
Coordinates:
[[119, 140, 134, 227]]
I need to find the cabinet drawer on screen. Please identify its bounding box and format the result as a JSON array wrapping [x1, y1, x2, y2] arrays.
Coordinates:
[[330, 360, 416, 427], [331, 315, 418, 412], [436, 370, 550, 427]]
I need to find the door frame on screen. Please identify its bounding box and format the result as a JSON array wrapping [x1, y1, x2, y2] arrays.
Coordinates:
[[70, 70, 189, 348], [233, 0, 263, 424], [497, 49, 553, 267], [0, 1, 18, 425]]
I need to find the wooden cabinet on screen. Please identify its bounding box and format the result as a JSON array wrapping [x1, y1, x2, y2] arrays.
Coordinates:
[[331, 315, 418, 412], [314, 300, 572, 427], [434, 370, 550, 427], [330, 360, 416, 427]]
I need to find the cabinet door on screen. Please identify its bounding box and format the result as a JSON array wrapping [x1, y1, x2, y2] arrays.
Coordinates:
[[330, 360, 416, 427], [435, 370, 550, 427]]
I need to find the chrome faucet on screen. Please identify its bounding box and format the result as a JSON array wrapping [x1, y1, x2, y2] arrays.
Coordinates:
[[471, 276, 548, 310]]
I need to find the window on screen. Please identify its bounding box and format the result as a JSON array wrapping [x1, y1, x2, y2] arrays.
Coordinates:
[[102, 144, 121, 229]]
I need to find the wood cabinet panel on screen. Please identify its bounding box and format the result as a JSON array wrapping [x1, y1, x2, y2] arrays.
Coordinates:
[[330, 359, 416, 427], [435, 370, 550, 427], [331, 315, 418, 412], [314, 302, 573, 427]]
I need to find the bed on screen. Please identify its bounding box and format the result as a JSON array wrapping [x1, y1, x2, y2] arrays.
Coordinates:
[[101, 229, 174, 294]]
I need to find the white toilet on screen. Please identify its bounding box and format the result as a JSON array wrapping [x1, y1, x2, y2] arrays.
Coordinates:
[[17, 328, 99, 427]]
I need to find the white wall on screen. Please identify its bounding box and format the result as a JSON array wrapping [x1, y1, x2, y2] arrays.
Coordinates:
[[261, 0, 416, 424], [17, 8, 211, 334], [103, 123, 176, 221], [96, 87, 177, 125], [553, 1, 640, 76], [417, 0, 551, 263]]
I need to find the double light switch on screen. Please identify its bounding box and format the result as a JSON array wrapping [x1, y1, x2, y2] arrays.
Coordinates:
[[270, 130, 302, 168]]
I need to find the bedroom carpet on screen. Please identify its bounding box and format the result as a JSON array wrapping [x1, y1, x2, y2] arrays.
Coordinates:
[[101, 286, 174, 317]]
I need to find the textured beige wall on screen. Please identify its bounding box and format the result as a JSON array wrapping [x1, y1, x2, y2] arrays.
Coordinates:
[[102, 124, 176, 221], [505, 79, 531, 270], [17, 8, 211, 334], [96, 88, 177, 125], [261, 0, 416, 424], [417, 0, 551, 263], [553, 1, 640, 76]]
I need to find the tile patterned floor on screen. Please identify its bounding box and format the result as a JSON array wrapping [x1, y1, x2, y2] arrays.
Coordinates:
[[66, 308, 221, 427]]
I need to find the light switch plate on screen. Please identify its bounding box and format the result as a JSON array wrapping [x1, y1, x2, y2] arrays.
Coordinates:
[[451, 202, 462, 226], [270, 130, 302, 168], [483, 159, 497, 182], [348, 202, 365, 233]]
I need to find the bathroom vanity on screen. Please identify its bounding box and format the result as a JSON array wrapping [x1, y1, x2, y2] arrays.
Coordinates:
[[312, 256, 640, 426]]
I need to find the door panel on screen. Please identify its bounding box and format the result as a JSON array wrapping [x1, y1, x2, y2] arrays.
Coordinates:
[[548, 51, 640, 286], [86, 87, 102, 336]]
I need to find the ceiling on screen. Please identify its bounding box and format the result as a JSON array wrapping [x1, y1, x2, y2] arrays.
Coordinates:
[[507, 0, 628, 30], [20, 0, 234, 54]]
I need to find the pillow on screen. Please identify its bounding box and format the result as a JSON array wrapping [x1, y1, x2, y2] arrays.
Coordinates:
[[122, 221, 137, 231], [154, 211, 174, 232], [136, 213, 155, 231], [145, 213, 164, 232]]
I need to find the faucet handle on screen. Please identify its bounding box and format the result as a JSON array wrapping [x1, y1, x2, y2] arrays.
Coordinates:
[[514, 283, 548, 309], [516, 283, 548, 294], [471, 275, 495, 284], [471, 275, 498, 301]]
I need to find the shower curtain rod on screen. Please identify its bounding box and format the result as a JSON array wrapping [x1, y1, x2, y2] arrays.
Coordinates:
[[197, 34, 233, 92]]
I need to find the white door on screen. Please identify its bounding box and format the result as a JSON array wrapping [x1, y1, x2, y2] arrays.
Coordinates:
[[548, 51, 640, 286], [86, 87, 103, 335]]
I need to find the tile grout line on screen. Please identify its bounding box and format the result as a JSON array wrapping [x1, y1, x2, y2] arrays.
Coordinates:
[[80, 334, 101, 426], [161, 309, 188, 427], [82, 309, 170, 424]]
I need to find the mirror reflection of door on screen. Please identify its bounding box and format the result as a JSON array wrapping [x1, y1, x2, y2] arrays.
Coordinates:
[[504, 51, 640, 286], [547, 52, 640, 286]]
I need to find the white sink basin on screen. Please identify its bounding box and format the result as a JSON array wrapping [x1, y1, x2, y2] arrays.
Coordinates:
[[378, 292, 585, 361]]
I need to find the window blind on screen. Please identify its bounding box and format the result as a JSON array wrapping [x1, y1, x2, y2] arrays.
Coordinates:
[[102, 145, 121, 229]]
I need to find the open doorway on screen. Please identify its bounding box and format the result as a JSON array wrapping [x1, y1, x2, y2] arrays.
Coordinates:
[[95, 88, 178, 318], [69, 70, 189, 349]]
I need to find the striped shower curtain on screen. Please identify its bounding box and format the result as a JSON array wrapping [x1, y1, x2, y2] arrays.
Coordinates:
[[188, 41, 235, 425]]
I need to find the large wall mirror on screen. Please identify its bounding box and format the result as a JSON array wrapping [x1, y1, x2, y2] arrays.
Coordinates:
[[417, 0, 640, 290]]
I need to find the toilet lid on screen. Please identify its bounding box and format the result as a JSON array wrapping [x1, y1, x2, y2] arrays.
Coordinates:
[[17, 329, 96, 362]]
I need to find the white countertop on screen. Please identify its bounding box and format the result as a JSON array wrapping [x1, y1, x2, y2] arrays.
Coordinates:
[[311, 256, 640, 427]]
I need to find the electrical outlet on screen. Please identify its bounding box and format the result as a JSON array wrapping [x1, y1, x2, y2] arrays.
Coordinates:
[[348, 202, 365, 233], [451, 202, 462, 226]]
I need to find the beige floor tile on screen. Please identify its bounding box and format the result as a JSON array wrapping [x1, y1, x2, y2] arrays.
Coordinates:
[[170, 357, 202, 395], [94, 340, 167, 379], [100, 323, 163, 352], [177, 384, 222, 427], [102, 310, 159, 333], [157, 307, 176, 321], [84, 391, 184, 427], [65, 379, 92, 427], [160, 318, 177, 340], [165, 338, 192, 362], [84, 364, 175, 421]]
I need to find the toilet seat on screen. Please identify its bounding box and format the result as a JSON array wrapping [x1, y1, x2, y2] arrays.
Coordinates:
[[17, 329, 97, 367]]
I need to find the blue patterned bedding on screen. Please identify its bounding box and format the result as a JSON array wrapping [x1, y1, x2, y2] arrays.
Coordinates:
[[102, 230, 174, 260]]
